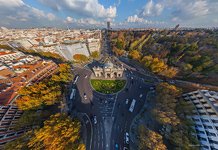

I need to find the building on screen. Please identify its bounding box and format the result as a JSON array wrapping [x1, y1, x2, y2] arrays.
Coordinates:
[[58, 43, 90, 60], [87, 38, 100, 53], [107, 22, 111, 30], [0, 51, 24, 62], [93, 60, 124, 78], [0, 105, 26, 147], [182, 90, 218, 150]]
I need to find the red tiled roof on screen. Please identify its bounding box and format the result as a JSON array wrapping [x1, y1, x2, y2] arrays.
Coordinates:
[[0, 52, 15, 56]]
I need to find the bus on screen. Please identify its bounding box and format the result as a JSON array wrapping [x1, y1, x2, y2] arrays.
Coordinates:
[[129, 99, 136, 112], [70, 89, 76, 100], [73, 75, 79, 84]]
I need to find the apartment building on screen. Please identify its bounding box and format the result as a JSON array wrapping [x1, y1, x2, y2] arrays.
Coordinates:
[[0, 51, 24, 62], [182, 90, 218, 150], [0, 105, 27, 147]]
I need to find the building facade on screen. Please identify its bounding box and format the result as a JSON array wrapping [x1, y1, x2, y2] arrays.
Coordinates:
[[93, 60, 124, 78], [182, 90, 218, 150], [0, 105, 26, 147]]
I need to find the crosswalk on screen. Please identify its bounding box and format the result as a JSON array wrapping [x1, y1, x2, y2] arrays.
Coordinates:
[[97, 96, 116, 117]]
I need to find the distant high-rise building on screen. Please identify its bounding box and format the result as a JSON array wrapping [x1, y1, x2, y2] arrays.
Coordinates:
[[175, 24, 180, 30], [107, 22, 111, 30]]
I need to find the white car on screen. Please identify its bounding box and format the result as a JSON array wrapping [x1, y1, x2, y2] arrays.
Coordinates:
[[139, 94, 143, 98], [125, 99, 129, 104], [93, 115, 97, 124], [84, 93, 87, 100], [125, 132, 129, 144], [84, 75, 88, 78]]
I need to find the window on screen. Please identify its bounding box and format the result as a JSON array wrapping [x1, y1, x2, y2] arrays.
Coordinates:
[[212, 120, 218, 123], [201, 119, 209, 123]]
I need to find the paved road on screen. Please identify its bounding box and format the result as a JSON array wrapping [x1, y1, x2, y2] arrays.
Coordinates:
[[67, 31, 155, 150]]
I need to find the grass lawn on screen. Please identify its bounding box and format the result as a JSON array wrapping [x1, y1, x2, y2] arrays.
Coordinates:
[[91, 79, 126, 94]]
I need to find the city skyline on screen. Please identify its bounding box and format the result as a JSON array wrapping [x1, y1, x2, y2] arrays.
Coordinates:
[[0, 0, 218, 29]]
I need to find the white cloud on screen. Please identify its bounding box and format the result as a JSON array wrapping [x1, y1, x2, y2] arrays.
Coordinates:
[[64, 16, 104, 27], [127, 15, 146, 23], [65, 16, 74, 24], [47, 13, 56, 21], [171, 0, 209, 20], [39, 0, 117, 19], [0, 0, 57, 28], [0, 0, 24, 7], [139, 0, 164, 17]]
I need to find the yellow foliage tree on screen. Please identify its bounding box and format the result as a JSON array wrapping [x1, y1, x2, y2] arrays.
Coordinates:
[[28, 113, 84, 150], [138, 125, 166, 150], [154, 82, 182, 126], [128, 50, 141, 60]]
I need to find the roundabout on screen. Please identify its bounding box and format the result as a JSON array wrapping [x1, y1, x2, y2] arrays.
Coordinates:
[[90, 79, 126, 94]]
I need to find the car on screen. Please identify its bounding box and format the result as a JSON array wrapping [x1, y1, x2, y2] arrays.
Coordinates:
[[139, 86, 142, 89], [139, 94, 143, 98], [126, 99, 129, 104], [93, 115, 97, 124], [125, 132, 129, 144], [169, 80, 175, 84], [123, 147, 128, 150], [115, 143, 119, 150], [84, 93, 87, 100], [84, 75, 88, 78], [150, 86, 155, 90]]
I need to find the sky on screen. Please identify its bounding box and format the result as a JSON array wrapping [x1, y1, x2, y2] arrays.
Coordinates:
[[0, 0, 218, 29]]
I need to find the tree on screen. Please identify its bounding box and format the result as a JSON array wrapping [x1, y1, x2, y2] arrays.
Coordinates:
[[141, 55, 168, 74], [51, 63, 73, 83], [112, 47, 125, 56], [116, 39, 124, 49], [16, 81, 61, 110], [73, 54, 88, 62], [160, 67, 178, 78], [128, 50, 141, 60], [28, 113, 84, 150], [138, 125, 166, 150], [90, 51, 100, 59], [153, 82, 182, 126]]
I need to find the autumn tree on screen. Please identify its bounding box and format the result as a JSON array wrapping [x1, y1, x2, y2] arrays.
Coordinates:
[[153, 82, 182, 126], [90, 51, 100, 59], [73, 54, 89, 62], [16, 81, 61, 110], [138, 125, 166, 150], [141, 55, 167, 73], [51, 63, 73, 83], [28, 113, 84, 150], [4, 114, 85, 150], [128, 50, 141, 60], [160, 67, 178, 78], [112, 47, 125, 56]]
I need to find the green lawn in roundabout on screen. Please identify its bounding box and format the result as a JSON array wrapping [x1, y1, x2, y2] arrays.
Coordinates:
[[90, 79, 126, 94]]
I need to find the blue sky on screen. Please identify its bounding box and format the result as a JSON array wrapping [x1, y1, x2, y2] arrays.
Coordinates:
[[0, 0, 218, 28]]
